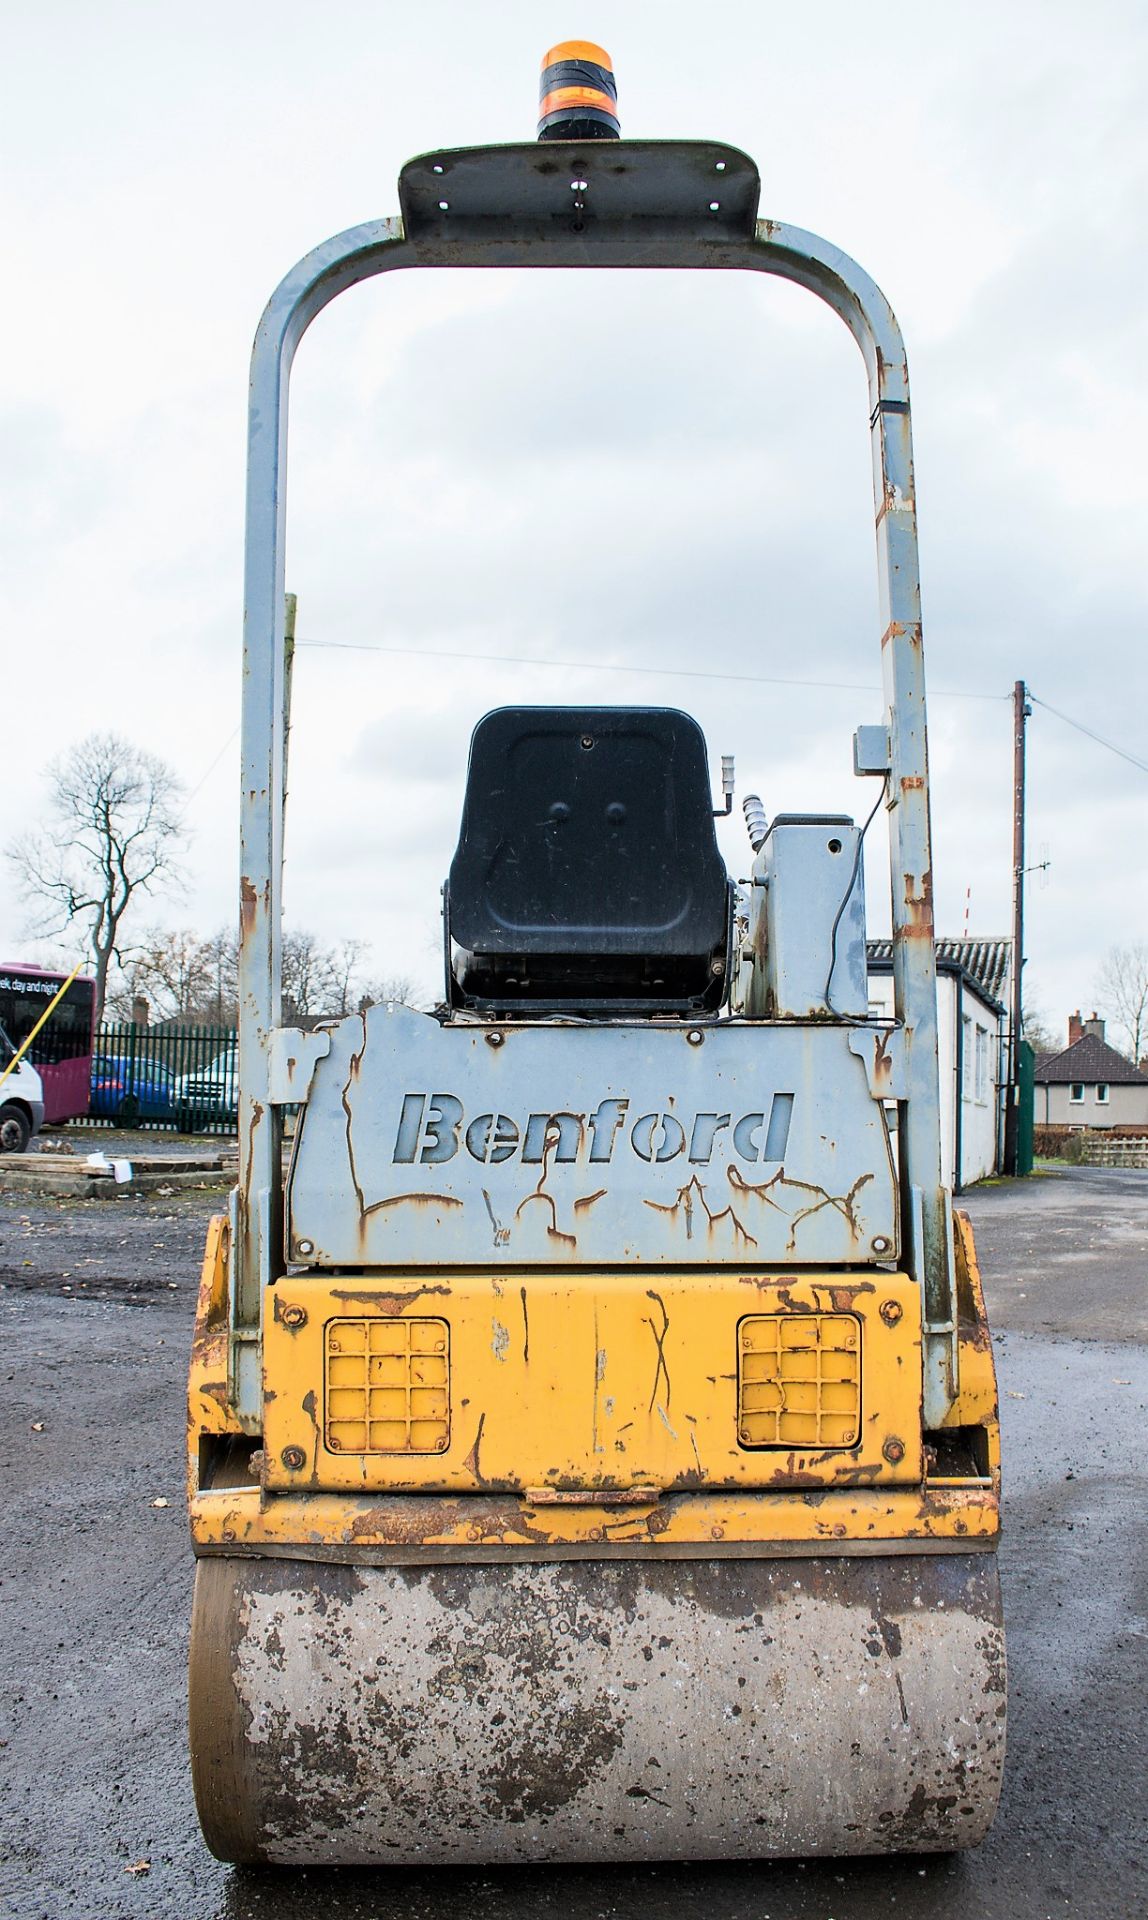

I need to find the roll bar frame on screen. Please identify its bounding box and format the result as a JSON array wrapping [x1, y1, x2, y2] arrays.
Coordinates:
[[233, 140, 955, 1429]]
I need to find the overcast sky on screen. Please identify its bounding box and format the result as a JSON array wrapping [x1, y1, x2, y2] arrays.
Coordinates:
[[4, 1, 1146, 1042]]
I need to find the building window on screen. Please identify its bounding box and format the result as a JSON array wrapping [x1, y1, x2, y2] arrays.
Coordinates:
[[1096, 1083, 1109, 1104], [962, 1017, 972, 1097], [1069, 1083, 1084, 1104], [975, 1027, 989, 1103]]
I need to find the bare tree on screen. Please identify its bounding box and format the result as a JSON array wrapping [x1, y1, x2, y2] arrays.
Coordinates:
[[325, 939, 368, 1018], [7, 733, 184, 1024], [359, 973, 420, 1011], [105, 919, 417, 1028], [108, 927, 236, 1027], [282, 930, 332, 1021], [1096, 942, 1148, 1064], [283, 932, 373, 1020], [1021, 1002, 1058, 1056], [200, 927, 239, 1024]]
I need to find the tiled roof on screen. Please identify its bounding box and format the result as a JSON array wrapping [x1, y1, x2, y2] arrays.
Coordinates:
[[1033, 1032, 1148, 1086], [866, 937, 1011, 1007]]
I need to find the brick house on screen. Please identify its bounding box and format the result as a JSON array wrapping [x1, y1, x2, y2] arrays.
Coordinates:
[[1034, 1012, 1148, 1129]]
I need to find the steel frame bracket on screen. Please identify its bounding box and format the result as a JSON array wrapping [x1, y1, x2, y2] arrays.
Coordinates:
[[268, 1028, 332, 1106], [848, 1026, 907, 1101], [399, 140, 761, 240]]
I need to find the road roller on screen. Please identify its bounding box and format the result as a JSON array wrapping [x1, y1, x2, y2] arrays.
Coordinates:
[[188, 42, 1006, 1865]]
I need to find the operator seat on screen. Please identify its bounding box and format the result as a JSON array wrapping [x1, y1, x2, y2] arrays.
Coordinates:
[[445, 706, 732, 1014]]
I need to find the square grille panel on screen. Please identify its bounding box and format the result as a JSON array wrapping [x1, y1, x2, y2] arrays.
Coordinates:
[[324, 1317, 450, 1455], [738, 1313, 860, 1449]]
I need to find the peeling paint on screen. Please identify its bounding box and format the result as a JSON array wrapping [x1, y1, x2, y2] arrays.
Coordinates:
[[645, 1174, 759, 1248], [462, 1413, 488, 1486], [644, 1291, 672, 1412]]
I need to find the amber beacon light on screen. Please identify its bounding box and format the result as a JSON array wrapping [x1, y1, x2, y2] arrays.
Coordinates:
[[537, 40, 620, 140]]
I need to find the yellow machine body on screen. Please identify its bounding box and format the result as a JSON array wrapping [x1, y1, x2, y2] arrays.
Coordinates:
[[188, 1214, 1004, 1862], [191, 1214, 1000, 1539]]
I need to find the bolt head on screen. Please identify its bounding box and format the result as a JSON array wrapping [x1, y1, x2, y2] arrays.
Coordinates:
[[880, 1298, 904, 1326], [882, 1437, 906, 1466], [281, 1445, 306, 1471]]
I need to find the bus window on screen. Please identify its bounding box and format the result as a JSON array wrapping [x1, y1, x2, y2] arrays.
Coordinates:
[[0, 967, 97, 1124]]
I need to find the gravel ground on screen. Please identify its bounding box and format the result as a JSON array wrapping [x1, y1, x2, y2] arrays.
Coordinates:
[[0, 1185, 226, 1302], [34, 1122, 238, 1154], [0, 1165, 1145, 1920]]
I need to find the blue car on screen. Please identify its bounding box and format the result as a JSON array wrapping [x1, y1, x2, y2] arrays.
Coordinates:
[[90, 1055, 176, 1123]]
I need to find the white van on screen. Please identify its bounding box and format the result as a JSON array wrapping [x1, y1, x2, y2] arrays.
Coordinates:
[[175, 1047, 239, 1128], [0, 1023, 45, 1152]]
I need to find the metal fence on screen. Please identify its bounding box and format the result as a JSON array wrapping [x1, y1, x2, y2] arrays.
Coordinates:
[[79, 1025, 239, 1134]]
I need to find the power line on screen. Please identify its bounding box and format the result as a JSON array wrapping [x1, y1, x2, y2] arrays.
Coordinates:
[[1027, 693, 1148, 777], [178, 724, 240, 821], [174, 658, 1147, 822], [294, 637, 1006, 703], [298, 643, 1148, 771]]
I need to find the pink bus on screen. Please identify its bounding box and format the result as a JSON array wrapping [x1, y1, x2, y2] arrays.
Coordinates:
[[0, 965, 97, 1124]]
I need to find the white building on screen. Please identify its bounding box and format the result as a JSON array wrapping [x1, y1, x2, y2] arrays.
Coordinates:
[[866, 939, 1010, 1193]]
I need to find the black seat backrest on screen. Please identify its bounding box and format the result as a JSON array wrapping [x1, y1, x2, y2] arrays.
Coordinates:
[[445, 707, 731, 1013]]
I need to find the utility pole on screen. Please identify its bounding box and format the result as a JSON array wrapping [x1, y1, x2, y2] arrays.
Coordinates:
[[1004, 678, 1031, 1175]]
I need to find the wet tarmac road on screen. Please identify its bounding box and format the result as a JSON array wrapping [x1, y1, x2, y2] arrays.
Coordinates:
[[1, 1166, 1145, 1919]]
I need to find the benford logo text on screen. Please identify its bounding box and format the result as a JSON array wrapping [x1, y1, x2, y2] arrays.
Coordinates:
[[392, 1093, 794, 1168]]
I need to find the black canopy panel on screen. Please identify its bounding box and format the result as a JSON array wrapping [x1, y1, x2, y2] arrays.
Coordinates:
[[446, 707, 732, 1014]]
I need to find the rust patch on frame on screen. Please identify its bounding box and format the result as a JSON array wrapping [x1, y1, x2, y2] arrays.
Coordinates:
[[779, 1172, 874, 1253], [726, 1165, 789, 1215], [239, 875, 260, 939], [900, 866, 934, 935], [361, 1191, 464, 1220], [342, 1012, 369, 1220], [872, 1027, 896, 1092], [514, 1124, 578, 1248], [645, 1174, 759, 1248]]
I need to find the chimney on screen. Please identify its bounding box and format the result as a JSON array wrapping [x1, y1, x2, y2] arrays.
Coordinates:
[[1068, 1010, 1083, 1046], [1083, 1011, 1105, 1042]]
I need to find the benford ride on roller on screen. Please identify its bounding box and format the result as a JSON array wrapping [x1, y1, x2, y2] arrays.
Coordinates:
[[187, 43, 1006, 1865]]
